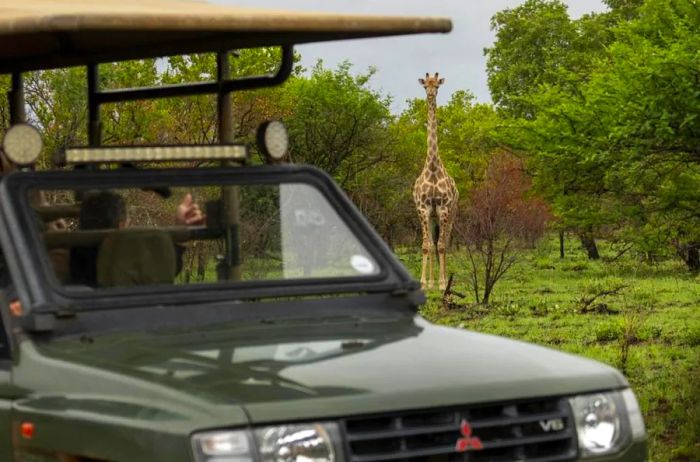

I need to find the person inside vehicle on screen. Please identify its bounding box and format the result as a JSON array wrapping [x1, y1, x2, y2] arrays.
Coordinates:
[[69, 191, 205, 286]]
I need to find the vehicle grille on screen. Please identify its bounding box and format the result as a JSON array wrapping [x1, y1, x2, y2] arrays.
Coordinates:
[[342, 397, 577, 462]]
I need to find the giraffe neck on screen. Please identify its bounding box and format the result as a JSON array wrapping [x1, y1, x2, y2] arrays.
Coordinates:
[[424, 94, 444, 173]]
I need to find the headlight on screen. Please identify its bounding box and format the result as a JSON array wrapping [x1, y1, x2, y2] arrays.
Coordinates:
[[191, 430, 252, 462], [192, 423, 342, 462], [255, 423, 340, 462], [569, 389, 646, 458]]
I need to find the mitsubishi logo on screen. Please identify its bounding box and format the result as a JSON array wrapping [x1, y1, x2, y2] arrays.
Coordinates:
[[455, 420, 484, 452]]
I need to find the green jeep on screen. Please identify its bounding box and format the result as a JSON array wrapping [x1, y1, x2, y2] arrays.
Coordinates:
[[0, 1, 646, 461]]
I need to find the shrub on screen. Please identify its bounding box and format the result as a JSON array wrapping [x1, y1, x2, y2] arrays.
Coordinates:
[[595, 320, 624, 342], [455, 152, 550, 304]]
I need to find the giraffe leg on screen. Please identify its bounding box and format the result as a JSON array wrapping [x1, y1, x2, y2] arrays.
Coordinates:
[[427, 237, 435, 290], [416, 206, 434, 289], [442, 205, 458, 290], [436, 206, 453, 290]]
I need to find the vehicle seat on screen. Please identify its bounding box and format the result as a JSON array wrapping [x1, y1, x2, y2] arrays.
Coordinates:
[[97, 229, 176, 288]]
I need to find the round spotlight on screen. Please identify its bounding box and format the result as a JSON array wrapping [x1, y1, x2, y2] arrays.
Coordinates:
[[257, 120, 289, 162], [3, 124, 43, 166]]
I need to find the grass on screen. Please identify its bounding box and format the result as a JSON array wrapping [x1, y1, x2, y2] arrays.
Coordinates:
[[396, 236, 700, 462]]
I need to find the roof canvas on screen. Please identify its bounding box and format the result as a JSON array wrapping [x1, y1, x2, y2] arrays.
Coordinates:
[[0, 0, 451, 73]]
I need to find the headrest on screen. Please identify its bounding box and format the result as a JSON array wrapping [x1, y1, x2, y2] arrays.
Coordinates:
[[97, 229, 176, 288]]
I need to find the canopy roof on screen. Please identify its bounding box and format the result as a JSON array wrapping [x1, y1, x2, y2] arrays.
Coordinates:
[[0, 0, 451, 73]]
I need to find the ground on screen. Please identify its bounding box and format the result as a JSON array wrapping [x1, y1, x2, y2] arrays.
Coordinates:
[[397, 236, 700, 462]]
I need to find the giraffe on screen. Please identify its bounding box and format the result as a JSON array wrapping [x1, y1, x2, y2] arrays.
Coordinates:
[[413, 73, 458, 290]]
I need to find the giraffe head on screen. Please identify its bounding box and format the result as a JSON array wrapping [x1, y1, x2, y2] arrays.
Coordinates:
[[418, 72, 444, 98]]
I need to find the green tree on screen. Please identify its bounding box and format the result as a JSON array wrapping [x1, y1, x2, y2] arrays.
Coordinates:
[[439, 91, 500, 194], [100, 59, 162, 145], [25, 67, 88, 169], [603, 0, 645, 20], [161, 49, 295, 147], [0, 75, 9, 131], [586, 0, 700, 269], [502, 0, 700, 269], [282, 61, 394, 187], [485, 0, 577, 118]]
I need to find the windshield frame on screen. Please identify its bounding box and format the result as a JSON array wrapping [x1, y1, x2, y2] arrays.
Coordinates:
[[0, 165, 418, 313]]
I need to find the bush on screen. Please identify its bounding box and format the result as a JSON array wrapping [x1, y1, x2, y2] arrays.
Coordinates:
[[455, 153, 550, 304], [595, 320, 624, 342]]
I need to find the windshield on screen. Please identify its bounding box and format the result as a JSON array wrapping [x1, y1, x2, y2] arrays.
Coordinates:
[[31, 181, 380, 291]]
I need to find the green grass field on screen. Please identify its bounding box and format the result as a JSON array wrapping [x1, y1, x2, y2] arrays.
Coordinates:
[[397, 236, 700, 462]]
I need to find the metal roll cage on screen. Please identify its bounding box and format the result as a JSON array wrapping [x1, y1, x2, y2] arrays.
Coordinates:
[[7, 45, 295, 147]]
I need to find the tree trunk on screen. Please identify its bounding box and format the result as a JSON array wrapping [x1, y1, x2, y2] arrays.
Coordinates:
[[383, 227, 394, 251], [482, 287, 491, 305], [678, 243, 700, 272], [580, 234, 600, 260], [687, 246, 700, 272], [559, 230, 565, 259]]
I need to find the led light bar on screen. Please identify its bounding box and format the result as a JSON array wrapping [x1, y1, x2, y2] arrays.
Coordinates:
[[65, 145, 248, 164]]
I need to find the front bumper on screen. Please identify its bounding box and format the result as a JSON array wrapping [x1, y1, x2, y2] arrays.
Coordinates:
[[582, 440, 647, 462]]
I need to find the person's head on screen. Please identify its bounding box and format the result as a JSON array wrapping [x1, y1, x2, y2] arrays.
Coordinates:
[[80, 191, 128, 230]]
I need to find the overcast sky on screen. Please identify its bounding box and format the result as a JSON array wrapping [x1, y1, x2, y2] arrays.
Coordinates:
[[213, 0, 607, 112]]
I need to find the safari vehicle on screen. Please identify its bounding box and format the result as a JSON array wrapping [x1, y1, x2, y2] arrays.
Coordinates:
[[0, 1, 647, 461]]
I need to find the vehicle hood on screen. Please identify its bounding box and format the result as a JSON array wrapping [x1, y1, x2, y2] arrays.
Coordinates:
[[15, 314, 626, 426]]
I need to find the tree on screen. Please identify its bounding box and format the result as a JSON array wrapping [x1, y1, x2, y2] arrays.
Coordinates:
[[485, 0, 578, 118], [488, 0, 699, 267], [0, 75, 10, 131], [160, 49, 295, 147], [438, 91, 501, 194], [24, 67, 88, 168], [282, 61, 394, 187], [505, 0, 700, 269], [100, 59, 162, 145], [603, 0, 645, 20], [485, 0, 616, 259], [457, 153, 550, 304], [594, 0, 700, 270]]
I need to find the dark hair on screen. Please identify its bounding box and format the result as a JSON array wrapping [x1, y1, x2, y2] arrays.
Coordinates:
[[79, 191, 126, 230]]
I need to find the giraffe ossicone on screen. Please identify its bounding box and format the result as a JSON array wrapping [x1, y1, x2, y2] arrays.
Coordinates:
[[413, 73, 458, 291]]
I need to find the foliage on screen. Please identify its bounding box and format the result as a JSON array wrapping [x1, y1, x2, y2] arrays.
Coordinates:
[[0, 75, 9, 131], [456, 153, 550, 304], [25, 67, 88, 168], [437, 91, 500, 195], [602, 0, 645, 20], [160, 49, 293, 148], [282, 61, 394, 186], [275, 61, 414, 245], [485, 0, 580, 118], [489, 0, 700, 270]]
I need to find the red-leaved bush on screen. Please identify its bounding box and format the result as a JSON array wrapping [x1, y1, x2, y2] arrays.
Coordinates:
[[455, 152, 550, 304]]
